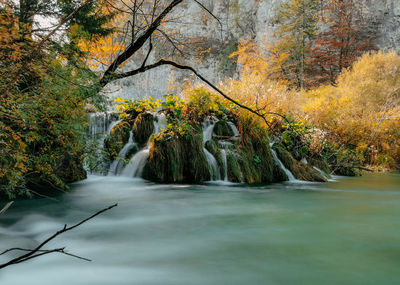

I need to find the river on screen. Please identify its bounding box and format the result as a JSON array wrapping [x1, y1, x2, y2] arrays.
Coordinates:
[[1, 173, 399, 284]]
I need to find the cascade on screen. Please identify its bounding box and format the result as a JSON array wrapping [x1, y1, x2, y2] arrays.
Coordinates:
[[227, 122, 240, 137], [313, 166, 332, 180], [218, 141, 233, 182], [87, 112, 119, 137], [202, 117, 221, 181], [220, 149, 228, 182], [121, 148, 150, 177], [120, 113, 166, 178], [108, 131, 137, 175], [269, 143, 297, 181], [106, 119, 122, 135]]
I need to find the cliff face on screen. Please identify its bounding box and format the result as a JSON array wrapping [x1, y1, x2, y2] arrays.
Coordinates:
[[105, 0, 400, 102]]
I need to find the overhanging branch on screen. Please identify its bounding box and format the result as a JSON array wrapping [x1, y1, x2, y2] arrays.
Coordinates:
[[111, 59, 294, 128]]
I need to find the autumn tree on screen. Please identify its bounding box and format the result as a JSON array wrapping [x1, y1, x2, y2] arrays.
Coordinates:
[[269, 0, 320, 89], [309, 0, 377, 86], [0, 0, 116, 198]]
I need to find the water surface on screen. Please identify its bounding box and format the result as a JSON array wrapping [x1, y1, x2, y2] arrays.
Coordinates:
[[1, 173, 399, 285]]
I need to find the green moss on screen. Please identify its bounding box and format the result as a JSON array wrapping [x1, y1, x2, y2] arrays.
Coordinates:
[[104, 121, 131, 160], [213, 120, 234, 138], [143, 133, 210, 183], [308, 157, 332, 178], [274, 145, 327, 182], [133, 112, 154, 145], [227, 153, 242, 182], [236, 116, 283, 183]]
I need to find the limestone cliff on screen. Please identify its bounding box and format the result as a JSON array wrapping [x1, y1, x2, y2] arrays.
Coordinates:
[[104, 0, 400, 101]]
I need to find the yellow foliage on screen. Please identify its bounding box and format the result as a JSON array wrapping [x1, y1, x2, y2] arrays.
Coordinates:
[[302, 51, 400, 167]]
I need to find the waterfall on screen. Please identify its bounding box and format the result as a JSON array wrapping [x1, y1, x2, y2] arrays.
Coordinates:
[[107, 119, 122, 135], [153, 113, 167, 134], [221, 149, 228, 181], [87, 112, 119, 137], [269, 143, 297, 181], [313, 166, 333, 180], [119, 113, 166, 178], [108, 131, 137, 176], [227, 121, 240, 137], [202, 117, 221, 181], [202, 116, 219, 142], [121, 148, 150, 177]]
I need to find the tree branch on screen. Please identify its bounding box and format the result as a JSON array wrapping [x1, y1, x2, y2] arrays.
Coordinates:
[[0, 202, 14, 216], [112, 59, 283, 127], [99, 0, 184, 87], [0, 203, 117, 269]]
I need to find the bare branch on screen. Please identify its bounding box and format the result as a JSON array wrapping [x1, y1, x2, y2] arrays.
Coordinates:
[[112, 59, 281, 127], [0, 202, 14, 216], [0, 204, 117, 269], [99, 0, 184, 87]]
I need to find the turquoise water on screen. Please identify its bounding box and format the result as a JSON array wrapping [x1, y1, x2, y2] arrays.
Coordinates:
[[0, 173, 399, 284]]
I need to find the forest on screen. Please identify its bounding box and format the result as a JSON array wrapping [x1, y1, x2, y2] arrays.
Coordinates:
[[0, 1, 400, 283]]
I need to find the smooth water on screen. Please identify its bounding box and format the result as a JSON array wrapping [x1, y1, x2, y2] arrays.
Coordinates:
[[1, 173, 400, 285]]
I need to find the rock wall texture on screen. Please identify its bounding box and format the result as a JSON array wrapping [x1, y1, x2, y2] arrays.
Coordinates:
[[104, 0, 400, 102]]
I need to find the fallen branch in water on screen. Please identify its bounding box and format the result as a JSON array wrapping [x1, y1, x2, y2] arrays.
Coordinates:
[[0, 202, 14, 216], [0, 203, 118, 269]]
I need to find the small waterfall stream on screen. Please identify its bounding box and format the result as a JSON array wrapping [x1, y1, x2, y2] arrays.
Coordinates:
[[227, 122, 240, 137], [121, 148, 150, 177], [220, 149, 228, 181], [120, 113, 167, 178], [108, 131, 137, 176], [269, 143, 297, 181], [202, 117, 221, 181]]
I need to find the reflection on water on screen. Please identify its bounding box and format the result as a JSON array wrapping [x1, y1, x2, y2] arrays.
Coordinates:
[[0, 173, 400, 285]]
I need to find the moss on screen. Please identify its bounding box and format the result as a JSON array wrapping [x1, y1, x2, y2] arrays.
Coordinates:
[[213, 120, 234, 138], [308, 157, 332, 178], [227, 153, 242, 182], [205, 140, 225, 178], [133, 112, 154, 145], [309, 158, 332, 175], [274, 146, 327, 182], [236, 116, 283, 183], [104, 121, 131, 160], [143, 133, 210, 183]]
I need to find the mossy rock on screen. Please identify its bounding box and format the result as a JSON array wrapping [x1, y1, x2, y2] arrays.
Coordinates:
[[133, 112, 154, 145], [227, 152, 242, 182], [236, 117, 285, 183], [205, 140, 225, 179], [104, 121, 131, 160], [213, 120, 234, 138], [274, 146, 327, 182], [309, 157, 331, 175], [309, 157, 332, 178], [143, 133, 210, 183]]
